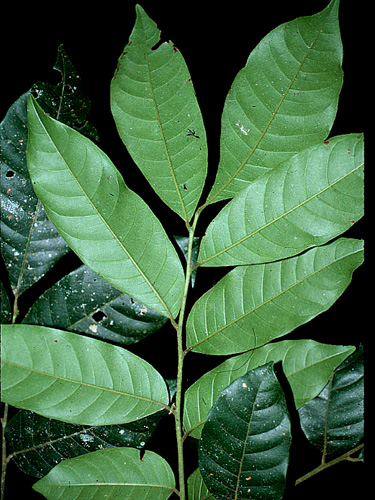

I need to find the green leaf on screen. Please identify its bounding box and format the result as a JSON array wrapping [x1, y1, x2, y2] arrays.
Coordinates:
[[27, 95, 185, 319], [24, 264, 168, 345], [174, 235, 200, 287], [199, 134, 364, 267], [0, 92, 70, 297], [199, 363, 291, 500], [184, 339, 355, 439], [110, 5, 207, 222], [187, 469, 215, 500], [186, 238, 363, 355], [5, 409, 164, 478], [208, 0, 343, 203], [298, 345, 364, 455], [33, 447, 176, 500], [1, 324, 169, 425]]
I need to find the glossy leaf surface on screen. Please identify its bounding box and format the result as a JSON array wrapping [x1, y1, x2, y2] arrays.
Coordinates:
[[27, 96, 185, 318], [199, 363, 291, 500], [184, 339, 354, 438], [209, 0, 343, 203], [0, 92, 70, 297], [33, 447, 176, 500], [5, 409, 164, 478], [24, 264, 167, 345], [111, 5, 207, 222], [199, 134, 364, 267], [1, 324, 169, 425], [187, 238, 363, 355], [299, 345, 364, 455]]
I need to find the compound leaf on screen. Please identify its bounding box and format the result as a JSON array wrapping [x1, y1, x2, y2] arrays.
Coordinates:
[[27, 96, 185, 319], [24, 264, 167, 345], [1, 324, 169, 425], [199, 134, 364, 267], [33, 447, 176, 500], [187, 238, 363, 355], [208, 0, 343, 203], [199, 363, 291, 500], [298, 345, 364, 455], [184, 339, 354, 439], [111, 5, 207, 222]]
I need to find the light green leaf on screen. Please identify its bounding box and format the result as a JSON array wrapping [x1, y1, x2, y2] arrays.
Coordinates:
[[111, 5, 207, 222], [199, 364, 291, 500], [208, 0, 343, 203], [187, 469, 215, 500], [199, 134, 364, 267], [1, 324, 169, 425], [187, 238, 363, 355], [27, 96, 185, 319], [183, 339, 355, 439], [33, 447, 176, 500]]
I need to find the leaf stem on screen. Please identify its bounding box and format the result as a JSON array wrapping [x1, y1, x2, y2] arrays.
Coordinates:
[[295, 443, 364, 486], [1, 404, 9, 500]]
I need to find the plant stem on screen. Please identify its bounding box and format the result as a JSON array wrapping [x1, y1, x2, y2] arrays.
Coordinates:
[[295, 443, 364, 486], [1, 404, 9, 500]]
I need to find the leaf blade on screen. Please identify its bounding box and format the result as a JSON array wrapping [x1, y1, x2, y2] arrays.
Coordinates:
[[199, 363, 291, 500], [199, 134, 364, 266], [26, 96, 185, 318], [33, 447, 176, 500], [111, 5, 207, 221], [187, 238, 363, 355], [209, 0, 343, 203], [1, 324, 169, 425]]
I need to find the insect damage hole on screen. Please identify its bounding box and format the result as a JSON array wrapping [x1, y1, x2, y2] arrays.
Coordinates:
[[92, 310, 108, 323]]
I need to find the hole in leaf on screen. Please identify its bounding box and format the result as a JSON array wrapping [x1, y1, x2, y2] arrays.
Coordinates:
[[92, 310, 108, 323], [6, 170, 15, 178]]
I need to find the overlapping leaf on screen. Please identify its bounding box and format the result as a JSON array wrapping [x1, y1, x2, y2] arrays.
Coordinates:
[[187, 469, 215, 500], [187, 238, 363, 355], [199, 134, 364, 267], [33, 447, 176, 500], [5, 409, 164, 478], [208, 0, 343, 203], [183, 339, 355, 439], [27, 96, 185, 318], [24, 264, 167, 345], [199, 364, 291, 500], [298, 345, 364, 455], [1, 324, 169, 425], [111, 5, 207, 222]]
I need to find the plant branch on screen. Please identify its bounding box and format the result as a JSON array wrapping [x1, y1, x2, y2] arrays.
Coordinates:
[[295, 443, 364, 486], [1, 404, 9, 500]]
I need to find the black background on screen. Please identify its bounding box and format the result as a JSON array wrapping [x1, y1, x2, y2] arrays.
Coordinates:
[[1, 0, 368, 498]]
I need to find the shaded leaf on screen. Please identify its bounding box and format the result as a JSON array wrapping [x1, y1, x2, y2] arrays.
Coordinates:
[[5, 409, 164, 478], [0, 92, 70, 298], [187, 238, 363, 355], [199, 363, 291, 500], [33, 447, 176, 500], [27, 96, 185, 319], [199, 134, 364, 267], [298, 345, 364, 455], [184, 339, 355, 439], [24, 264, 167, 345], [187, 469, 215, 500], [1, 324, 169, 425], [0, 279, 12, 323], [174, 235, 200, 287], [32, 44, 99, 140], [111, 5, 207, 222], [208, 0, 343, 203]]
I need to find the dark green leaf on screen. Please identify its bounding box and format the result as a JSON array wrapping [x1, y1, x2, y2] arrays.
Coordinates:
[[24, 264, 167, 345], [1, 324, 169, 425], [174, 235, 200, 287], [298, 345, 364, 455], [5, 409, 164, 478], [111, 5, 207, 222], [208, 0, 343, 203], [199, 363, 291, 500], [0, 92, 70, 297], [27, 96, 185, 318], [33, 447, 176, 500], [0, 279, 12, 323]]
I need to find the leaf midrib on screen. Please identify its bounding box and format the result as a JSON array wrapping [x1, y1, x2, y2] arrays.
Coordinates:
[[199, 162, 363, 266]]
